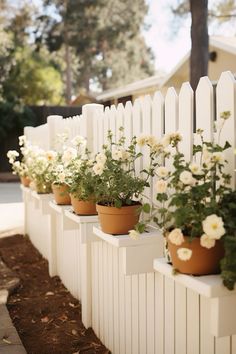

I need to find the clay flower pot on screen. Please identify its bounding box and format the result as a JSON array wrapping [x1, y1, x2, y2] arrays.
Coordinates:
[[70, 194, 97, 215], [168, 236, 224, 275], [52, 183, 71, 205], [20, 176, 31, 187], [96, 202, 141, 235]]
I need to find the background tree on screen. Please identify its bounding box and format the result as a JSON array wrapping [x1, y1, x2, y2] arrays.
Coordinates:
[[42, 0, 154, 97]]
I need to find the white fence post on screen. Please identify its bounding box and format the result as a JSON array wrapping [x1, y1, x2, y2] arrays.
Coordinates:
[[81, 104, 104, 152], [47, 115, 63, 149]]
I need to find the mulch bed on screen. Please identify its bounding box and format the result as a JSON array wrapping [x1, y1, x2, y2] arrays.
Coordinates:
[[0, 235, 110, 354]]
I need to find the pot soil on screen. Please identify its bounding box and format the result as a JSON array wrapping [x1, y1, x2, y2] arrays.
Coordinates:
[[71, 194, 97, 215], [168, 236, 224, 275], [20, 176, 31, 187], [96, 202, 141, 235], [52, 183, 71, 205], [0, 235, 109, 354]]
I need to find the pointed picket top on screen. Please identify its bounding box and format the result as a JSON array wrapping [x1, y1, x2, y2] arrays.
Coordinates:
[[152, 91, 164, 139], [103, 107, 111, 144], [141, 94, 152, 135], [216, 71, 236, 188], [179, 82, 194, 160], [116, 103, 125, 141], [109, 104, 117, 137], [132, 98, 142, 136], [165, 87, 178, 133], [124, 100, 133, 142], [196, 76, 214, 141]]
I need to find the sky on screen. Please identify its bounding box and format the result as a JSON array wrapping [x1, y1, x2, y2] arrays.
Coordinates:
[[29, 0, 236, 75]]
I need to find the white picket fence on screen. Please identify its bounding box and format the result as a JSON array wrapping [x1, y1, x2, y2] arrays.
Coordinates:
[[22, 71, 236, 354]]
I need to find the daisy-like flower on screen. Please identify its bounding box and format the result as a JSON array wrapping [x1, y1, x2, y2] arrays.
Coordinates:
[[93, 163, 105, 176], [58, 172, 66, 183], [179, 171, 195, 185], [156, 166, 169, 178], [200, 234, 216, 249], [212, 152, 224, 164], [168, 228, 184, 246], [71, 135, 86, 147], [137, 135, 147, 147], [62, 147, 77, 164], [189, 163, 203, 175], [45, 150, 57, 162], [112, 149, 123, 160], [177, 248, 192, 261], [129, 229, 140, 240], [96, 152, 107, 164], [202, 214, 225, 240], [155, 179, 168, 193], [146, 135, 158, 147], [19, 135, 26, 146]]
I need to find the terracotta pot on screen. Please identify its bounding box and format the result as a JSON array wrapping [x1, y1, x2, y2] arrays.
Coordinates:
[[20, 176, 31, 187], [70, 194, 97, 215], [168, 236, 224, 275], [52, 183, 71, 205], [96, 202, 141, 235]]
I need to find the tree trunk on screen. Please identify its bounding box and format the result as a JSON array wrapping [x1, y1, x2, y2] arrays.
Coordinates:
[[190, 0, 209, 91], [65, 36, 72, 104]]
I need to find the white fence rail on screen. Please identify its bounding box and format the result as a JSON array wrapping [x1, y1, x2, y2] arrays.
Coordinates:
[[22, 71, 236, 354]]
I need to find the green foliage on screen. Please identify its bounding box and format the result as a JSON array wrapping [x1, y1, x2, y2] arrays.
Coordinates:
[[94, 129, 149, 207], [0, 101, 36, 139], [219, 190, 236, 290]]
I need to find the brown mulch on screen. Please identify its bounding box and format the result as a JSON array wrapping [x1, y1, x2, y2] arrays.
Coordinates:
[[0, 235, 110, 354]]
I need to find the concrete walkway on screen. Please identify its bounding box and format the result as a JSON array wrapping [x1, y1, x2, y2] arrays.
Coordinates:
[[0, 183, 26, 352]]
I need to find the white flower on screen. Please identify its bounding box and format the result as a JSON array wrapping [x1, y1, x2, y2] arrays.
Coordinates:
[[93, 163, 105, 176], [177, 248, 192, 261], [96, 152, 107, 164], [71, 135, 86, 147], [155, 179, 168, 193], [58, 172, 66, 183], [179, 171, 195, 185], [45, 150, 57, 161], [200, 234, 216, 249], [170, 132, 182, 141], [212, 152, 224, 164], [62, 147, 77, 164], [121, 150, 131, 161], [137, 135, 147, 147], [161, 134, 171, 147], [13, 161, 20, 168], [146, 135, 158, 147], [19, 135, 26, 146], [202, 214, 225, 240], [7, 150, 19, 160], [202, 146, 212, 165], [112, 149, 123, 160], [156, 166, 169, 178], [189, 163, 203, 175], [129, 229, 140, 240], [56, 164, 64, 173], [168, 228, 185, 246]]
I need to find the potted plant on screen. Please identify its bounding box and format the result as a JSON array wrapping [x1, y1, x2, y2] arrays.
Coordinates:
[[132, 111, 233, 275], [7, 135, 31, 186], [94, 128, 155, 235]]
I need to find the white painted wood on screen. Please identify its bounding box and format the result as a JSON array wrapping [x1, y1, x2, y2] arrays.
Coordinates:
[[187, 288, 200, 354], [139, 273, 147, 354], [108, 243, 114, 352], [216, 71, 236, 188], [164, 276, 175, 354], [131, 275, 139, 354], [179, 82, 194, 160], [155, 272, 164, 354], [232, 335, 236, 354], [200, 295, 214, 354], [147, 273, 155, 354], [98, 241, 104, 342], [175, 283, 187, 354], [116, 103, 125, 140], [113, 247, 120, 354], [152, 91, 164, 139], [124, 101, 133, 143], [125, 275, 132, 354], [196, 76, 214, 141], [165, 87, 178, 133], [215, 337, 231, 354], [119, 248, 126, 354]]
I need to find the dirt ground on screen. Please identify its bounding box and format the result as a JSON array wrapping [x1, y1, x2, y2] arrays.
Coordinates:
[[0, 235, 110, 354]]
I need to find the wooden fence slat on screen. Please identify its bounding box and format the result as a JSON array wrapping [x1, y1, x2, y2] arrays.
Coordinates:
[[175, 283, 187, 354], [113, 247, 120, 354], [131, 275, 139, 354], [125, 276, 132, 354], [215, 337, 231, 354], [200, 295, 214, 354], [165, 87, 178, 133], [155, 273, 164, 354], [216, 71, 236, 188], [147, 273, 155, 354], [164, 277, 175, 354], [139, 274, 147, 354], [187, 289, 200, 354], [119, 249, 126, 354], [179, 82, 194, 160]]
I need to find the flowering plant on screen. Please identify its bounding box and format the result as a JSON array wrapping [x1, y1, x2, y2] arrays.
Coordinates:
[[132, 112, 232, 262], [94, 128, 152, 208], [7, 135, 30, 177]]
